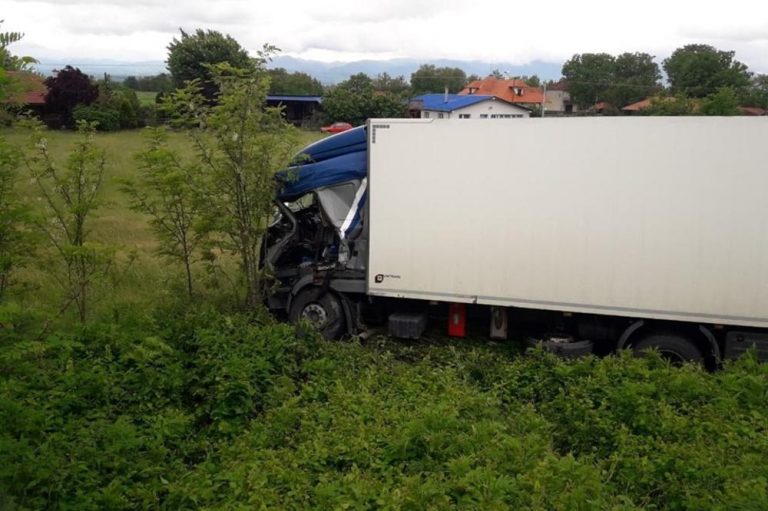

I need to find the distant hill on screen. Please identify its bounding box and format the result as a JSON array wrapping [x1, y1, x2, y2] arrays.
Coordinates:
[[35, 59, 168, 80], [269, 56, 562, 84], [33, 56, 563, 84]]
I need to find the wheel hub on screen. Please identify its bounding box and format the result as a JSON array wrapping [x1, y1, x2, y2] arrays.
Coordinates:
[[301, 303, 328, 328]]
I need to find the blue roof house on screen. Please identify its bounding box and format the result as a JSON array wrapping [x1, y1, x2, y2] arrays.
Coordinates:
[[409, 94, 530, 120]]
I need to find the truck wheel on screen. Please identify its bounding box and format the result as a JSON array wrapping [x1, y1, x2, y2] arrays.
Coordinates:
[[632, 333, 703, 365], [525, 336, 594, 358], [289, 287, 346, 340]]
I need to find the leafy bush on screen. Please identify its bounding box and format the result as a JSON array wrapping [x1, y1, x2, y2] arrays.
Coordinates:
[[72, 104, 121, 131], [2, 314, 768, 509]]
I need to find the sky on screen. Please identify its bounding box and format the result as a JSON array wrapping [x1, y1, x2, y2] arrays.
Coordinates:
[[5, 0, 768, 72]]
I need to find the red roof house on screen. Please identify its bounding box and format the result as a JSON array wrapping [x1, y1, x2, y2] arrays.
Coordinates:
[[459, 77, 544, 106], [3, 71, 47, 105]]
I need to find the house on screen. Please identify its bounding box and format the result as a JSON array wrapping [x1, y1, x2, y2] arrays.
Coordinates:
[[621, 98, 653, 114], [543, 80, 579, 115], [409, 94, 530, 119], [265, 94, 323, 127], [459, 77, 544, 108], [3, 71, 47, 108], [739, 106, 766, 116]]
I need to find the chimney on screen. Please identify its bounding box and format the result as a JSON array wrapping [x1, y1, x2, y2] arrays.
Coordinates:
[[444, 85, 449, 103]]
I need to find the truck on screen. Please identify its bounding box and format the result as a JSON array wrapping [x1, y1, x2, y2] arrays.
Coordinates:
[[262, 117, 768, 365]]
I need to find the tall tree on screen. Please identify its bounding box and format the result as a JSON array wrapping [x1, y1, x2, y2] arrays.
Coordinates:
[[663, 44, 751, 98], [166, 28, 253, 101], [371, 72, 410, 97], [410, 64, 467, 95], [517, 74, 541, 87], [322, 73, 406, 125], [561, 53, 615, 108], [739, 74, 768, 108], [563, 52, 661, 108], [44, 66, 99, 128], [605, 52, 661, 107], [267, 68, 323, 95], [489, 69, 505, 79]]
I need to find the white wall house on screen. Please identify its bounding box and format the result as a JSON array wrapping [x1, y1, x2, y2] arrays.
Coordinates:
[[410, 94, 530, 119], [543, 81, 579, 115]]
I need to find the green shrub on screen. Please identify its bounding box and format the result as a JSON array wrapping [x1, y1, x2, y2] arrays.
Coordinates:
[[72, 104, 121, 131], [2, 314, 768, 510]]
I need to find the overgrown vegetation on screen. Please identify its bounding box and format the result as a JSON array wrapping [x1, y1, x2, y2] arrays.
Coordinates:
[[1, 309, 767, 509]]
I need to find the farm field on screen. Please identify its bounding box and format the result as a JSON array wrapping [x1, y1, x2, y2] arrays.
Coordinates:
[[0, 126, 326, 314], [2, 126, 768, 510]]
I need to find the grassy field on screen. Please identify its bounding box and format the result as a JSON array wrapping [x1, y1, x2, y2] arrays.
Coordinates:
[[1, 126, 326, 316], [135, 91, 158, 106]]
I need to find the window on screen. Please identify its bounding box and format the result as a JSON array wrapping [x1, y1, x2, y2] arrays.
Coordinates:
[[423, 111, 430, 118], [438, 112, 444, 119], [480, 114, 488, 119], [513, 87, 523, 96], [459, 113, 471, 119]]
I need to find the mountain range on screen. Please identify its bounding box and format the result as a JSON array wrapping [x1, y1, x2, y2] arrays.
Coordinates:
[[34, 56, 564, 83]]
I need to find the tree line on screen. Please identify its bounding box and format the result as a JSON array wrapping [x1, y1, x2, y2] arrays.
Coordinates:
[[561, 46, 768, 114], [5, 21, 768, 134]]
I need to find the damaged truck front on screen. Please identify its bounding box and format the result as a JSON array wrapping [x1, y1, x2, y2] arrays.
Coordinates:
[[262, 126, 370, 338]]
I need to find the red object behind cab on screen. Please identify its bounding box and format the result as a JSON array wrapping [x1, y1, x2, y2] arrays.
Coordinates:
[[448, 303, 466, 337]]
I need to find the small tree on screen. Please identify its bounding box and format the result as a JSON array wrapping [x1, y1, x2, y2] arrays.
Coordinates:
[[642, 94, 696, 116], [410, 64, 467, 95], [700, 87, 741, 116], [166, 58, 300, 307], [122, 127, 205, 297], [322, 73, 406, 125], [267, 68, 324, 95], [166, 28, 253, 102], [21, 119, 111, 322], [372, 72, 410, 97]]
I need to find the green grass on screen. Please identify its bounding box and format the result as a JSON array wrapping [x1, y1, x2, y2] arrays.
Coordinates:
[[135, 91, 158, 106]]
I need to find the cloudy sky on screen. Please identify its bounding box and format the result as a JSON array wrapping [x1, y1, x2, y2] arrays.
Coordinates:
[[5, 0, 768, 71]]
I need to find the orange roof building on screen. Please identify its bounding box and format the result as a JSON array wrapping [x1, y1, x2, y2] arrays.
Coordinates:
[[621, 98, 653, 112], [459, 77, 544, 105], [3, 71, 47, 105]]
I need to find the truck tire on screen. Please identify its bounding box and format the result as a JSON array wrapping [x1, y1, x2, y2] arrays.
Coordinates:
[[525, 336, 594, 358], [632, 333, 703, 365], [289, 287, 346, 340]]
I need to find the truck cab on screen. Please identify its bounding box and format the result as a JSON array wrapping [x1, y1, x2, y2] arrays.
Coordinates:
[[262, 126, 370, 337]]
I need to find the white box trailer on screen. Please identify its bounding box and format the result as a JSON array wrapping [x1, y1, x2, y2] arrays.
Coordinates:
[[366, 117, 768, 328], [265, 116, 768, 362]]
